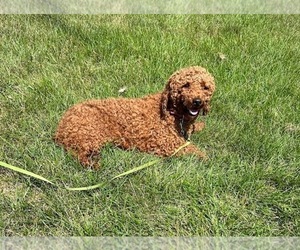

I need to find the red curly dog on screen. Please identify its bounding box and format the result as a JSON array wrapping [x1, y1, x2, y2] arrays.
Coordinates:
[[55, 66, 215, 168]]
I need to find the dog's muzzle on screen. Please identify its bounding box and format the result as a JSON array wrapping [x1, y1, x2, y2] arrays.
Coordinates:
[[186, 98, 202, 117]]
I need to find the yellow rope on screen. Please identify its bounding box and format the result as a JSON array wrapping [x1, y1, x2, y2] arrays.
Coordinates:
[[0, 141, 191, 191]]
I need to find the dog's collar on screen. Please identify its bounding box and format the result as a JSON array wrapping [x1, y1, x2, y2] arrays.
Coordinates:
[[168, 110, 190, 140], [168, 110, 189, 140], [179, 117, 190, 141]]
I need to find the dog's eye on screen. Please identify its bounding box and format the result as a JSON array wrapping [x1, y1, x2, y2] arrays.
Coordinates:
[[203, 85, 209, 90], [183, 83, 190, 88]]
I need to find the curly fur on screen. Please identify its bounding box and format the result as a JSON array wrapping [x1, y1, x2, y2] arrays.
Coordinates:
[[54, 66, 215, 168]]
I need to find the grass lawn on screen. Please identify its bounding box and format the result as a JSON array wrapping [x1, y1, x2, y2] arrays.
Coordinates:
[[0, 15, 299, 236]]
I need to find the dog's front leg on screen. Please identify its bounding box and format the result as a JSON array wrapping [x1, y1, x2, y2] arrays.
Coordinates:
[[185, 121, 205, 138], [193, 121, 205, 132], [175, 143, 207, 160]]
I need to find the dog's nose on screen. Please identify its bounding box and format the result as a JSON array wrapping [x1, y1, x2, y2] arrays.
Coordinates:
[[193, 99, 202, 107]]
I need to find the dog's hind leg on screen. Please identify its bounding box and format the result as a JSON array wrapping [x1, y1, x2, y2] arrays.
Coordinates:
[[77, 148, 101, 169]]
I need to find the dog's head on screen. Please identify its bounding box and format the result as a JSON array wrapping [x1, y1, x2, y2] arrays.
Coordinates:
[[161, 66, 215, 121]]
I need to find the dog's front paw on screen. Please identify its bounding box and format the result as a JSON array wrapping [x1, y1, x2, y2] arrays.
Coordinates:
[[196, 150, 208, 161], [194, 122, 205, 132]]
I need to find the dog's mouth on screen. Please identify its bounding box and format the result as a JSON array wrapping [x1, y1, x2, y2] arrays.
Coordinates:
[[170, 99, 209, 118], [187, 108, 200, 117], [183, 106, 203, 118], [185, 103, 209, 117], [181, 98, 207, 118]]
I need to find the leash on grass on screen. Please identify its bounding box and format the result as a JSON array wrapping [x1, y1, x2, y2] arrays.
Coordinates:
[[0, 141, 190, 191]]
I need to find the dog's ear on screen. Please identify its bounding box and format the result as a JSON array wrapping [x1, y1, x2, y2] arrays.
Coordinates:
[[160, 88, 169, 118], [202, 102, 210, 115], [161, 74, 177, 118]]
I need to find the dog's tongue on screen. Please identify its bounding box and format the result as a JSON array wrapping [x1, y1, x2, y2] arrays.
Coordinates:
[[188, 109, 199, 116]]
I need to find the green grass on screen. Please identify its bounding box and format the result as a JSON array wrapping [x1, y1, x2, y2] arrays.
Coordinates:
[[0, 15, 299, 236]]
